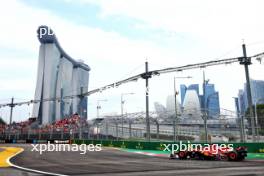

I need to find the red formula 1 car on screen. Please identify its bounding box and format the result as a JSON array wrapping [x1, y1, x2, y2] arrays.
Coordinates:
[[170, 145, 247, 161]]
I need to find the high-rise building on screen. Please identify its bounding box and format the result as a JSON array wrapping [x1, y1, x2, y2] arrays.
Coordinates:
[[204, 83, 220, 118], [188, 84, 200, 95], [180, 82, 220, 119], [237, 89, 247, 115], [234, 97, 240, 117], [32, 26, 90, 124], [236, 79, 264, 115], [180, 84, 199, 105], [180, 85, 187, 106], [251, 79, 264, 104], [182, 90, 202, 120]]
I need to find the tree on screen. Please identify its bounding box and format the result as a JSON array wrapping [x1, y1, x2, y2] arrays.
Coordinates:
[[256, 104, 264, 135], [245, 104, 264, 135], [0, 117, 6, 125]]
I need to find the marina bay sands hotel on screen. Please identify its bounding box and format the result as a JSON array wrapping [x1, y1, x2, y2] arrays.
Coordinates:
[[32, 26, 90, 124]]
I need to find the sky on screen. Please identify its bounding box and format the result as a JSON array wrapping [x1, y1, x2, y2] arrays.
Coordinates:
[[0, 0, 264, 123]]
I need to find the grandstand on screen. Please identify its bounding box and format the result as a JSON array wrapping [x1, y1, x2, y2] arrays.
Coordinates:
[[0, 114, 89, 140]]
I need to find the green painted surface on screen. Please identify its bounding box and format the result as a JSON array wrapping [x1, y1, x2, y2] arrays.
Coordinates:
[[120, 148, 264, 160], [73, 139, 264, 153], [247, 153, 264, 159]]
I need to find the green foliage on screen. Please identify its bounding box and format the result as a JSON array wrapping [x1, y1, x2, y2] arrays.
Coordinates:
[[256, 104, 264, 132], [0, 117, 6, 125], [259, 129, 264, 135], [257, 104, 264, 109], [245, 104, 264, 129]]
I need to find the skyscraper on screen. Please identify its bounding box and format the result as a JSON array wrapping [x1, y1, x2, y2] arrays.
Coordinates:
[[251, 79, 264, 104], [180, 85, 187, 106], [182, 90, 202, 120], [236, 79, 264, 115], [237, 89, 247, 115], [32, 26, 90, 124], [188, 84, 200, 95], [180, 82, 220, 119], [234, 97, 240, 117], [180, 84, 199, 105], [204, 83, 220, 118]]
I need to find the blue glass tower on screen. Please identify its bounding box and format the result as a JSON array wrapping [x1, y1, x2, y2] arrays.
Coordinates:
[[234, 97, 240, 117], [251, 79, 264, 104], [180, 85, 187, 106], [180, 83, 220, 119], [236, 79, 264, 115], [188, 84, 199, 95], [203, 83, 220, 118], [180, 84, 199, 106]]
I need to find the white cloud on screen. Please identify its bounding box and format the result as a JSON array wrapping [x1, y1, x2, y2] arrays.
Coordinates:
[[0, 78, 34, 92], [82, 0, 264, 54], [0, 0, 184, 120], [0, 0, 263, 121]]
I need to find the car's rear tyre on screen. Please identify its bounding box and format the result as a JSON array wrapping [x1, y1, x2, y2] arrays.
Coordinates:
[[237, 153, 246, 161], [178, 151, 186, 159], [228, 152, 237, 161]]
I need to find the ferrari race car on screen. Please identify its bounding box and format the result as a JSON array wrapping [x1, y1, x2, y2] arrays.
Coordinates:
[[170, 145, 247, 161]]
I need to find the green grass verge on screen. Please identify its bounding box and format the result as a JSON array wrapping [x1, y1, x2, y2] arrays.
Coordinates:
[[120, 148, 264, 160]]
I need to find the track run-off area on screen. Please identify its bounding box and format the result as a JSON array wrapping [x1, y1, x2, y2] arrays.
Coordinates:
[[1, 144, 264, 176]]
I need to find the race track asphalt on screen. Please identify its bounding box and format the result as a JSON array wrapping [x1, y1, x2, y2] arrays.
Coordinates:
[[1, 144, 264, 176]]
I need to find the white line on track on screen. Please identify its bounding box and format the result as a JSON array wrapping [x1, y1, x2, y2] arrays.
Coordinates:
[[6, 147, 69, 176]]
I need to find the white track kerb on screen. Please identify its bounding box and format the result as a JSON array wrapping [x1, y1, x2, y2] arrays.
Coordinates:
[[7, 148, 69, 176]]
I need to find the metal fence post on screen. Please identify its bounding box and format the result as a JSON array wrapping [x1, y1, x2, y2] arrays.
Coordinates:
[[79, 124, 82, 140], [96, 124, 99, 140], [115, 123, 118, 140], [27, 129, 30, 139], [61, 128, 64, 140], [106, 121, 109, 140], [49, 129, 53, 140], [38, 129, 41, 140], [129, 120, 132, 139], [156, 122, 159, 140]]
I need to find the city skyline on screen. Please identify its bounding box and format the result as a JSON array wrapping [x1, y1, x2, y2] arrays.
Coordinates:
[[236, 79, 264, 115], [0, 0, 264, 123], [1, 2, 264, 175]]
